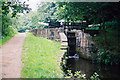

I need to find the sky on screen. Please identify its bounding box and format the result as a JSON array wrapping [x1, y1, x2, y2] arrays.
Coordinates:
[[21, 0, 42, 11]]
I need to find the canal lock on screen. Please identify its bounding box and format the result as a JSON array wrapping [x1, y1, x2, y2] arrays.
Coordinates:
[[61, 31, 80, 77], [60, 31, 120, 79]]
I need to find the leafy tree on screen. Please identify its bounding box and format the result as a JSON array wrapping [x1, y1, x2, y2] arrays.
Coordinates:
[[56, 2, 120, 51], [1, 0, 30, 36], [37, 2, 58, 22]]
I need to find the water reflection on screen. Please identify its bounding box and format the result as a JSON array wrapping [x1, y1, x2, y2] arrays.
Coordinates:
[[66, 58, 120, 79]]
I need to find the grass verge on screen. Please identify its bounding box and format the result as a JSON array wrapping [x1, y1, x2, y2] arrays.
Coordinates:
[[0, 33, 17, 47], [21, 32, 63, 78]]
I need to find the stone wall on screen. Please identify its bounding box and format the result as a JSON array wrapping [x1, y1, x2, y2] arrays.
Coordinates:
[[76, 30, 95, 59], [30, 28, 97, 59], [29, 28, 64, 40]]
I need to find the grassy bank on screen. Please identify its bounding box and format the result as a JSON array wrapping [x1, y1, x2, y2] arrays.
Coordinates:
[[0, 33, 17, 47], [21, 32, 63, 78], [0, 26, 17, 47]]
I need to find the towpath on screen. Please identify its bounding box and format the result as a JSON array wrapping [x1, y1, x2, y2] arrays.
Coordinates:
[[0, 33, 26, 78]]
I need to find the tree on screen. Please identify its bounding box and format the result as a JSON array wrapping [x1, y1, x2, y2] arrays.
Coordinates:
[[56, 2, 120, 51], [1, 0, 30, 36]]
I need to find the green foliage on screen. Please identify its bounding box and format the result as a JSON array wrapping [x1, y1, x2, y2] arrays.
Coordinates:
[[90, 72, 100, 80], [93, 20, 120, 65], [65, 70, 100, 80], [37, 2, 58, 22], [94, 22, 119, 49], [0, 25, 17, 47], [15, 2, 60, 31], [0, 32, 16, 47], [89, 44, 98, 61], [2, 26, 17, 36], [97, 49, 120, 65], [105, 20, 120, 30], [0, 1, 30, 46], [21, 32, 63, 78], [1, 1, 30, 17], [65, 70, 86, 79], [56, 2, 84, 21], [15, 11, 45, 32], [1, 0, 30, 36], [86, 26, 99, 30]]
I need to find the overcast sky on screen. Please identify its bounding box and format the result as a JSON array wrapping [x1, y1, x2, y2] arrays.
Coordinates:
[[21, 0, 42, 11]]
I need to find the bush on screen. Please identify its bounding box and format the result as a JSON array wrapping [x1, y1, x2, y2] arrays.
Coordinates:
[[2, 26, 17, 37], [93, 21, 120, 65], [65, 70, 100, 80], [97, 49, 120, 65], [0, 26, 17, 47], [105, 20, 119, 30]]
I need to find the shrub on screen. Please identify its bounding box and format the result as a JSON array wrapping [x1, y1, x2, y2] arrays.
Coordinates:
[[2, 26, 17, 37]]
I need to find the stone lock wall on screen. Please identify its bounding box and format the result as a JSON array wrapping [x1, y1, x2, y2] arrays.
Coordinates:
[[30, 28, 96, 59], [29, 28, 64, 40], [76, 30, 95, 59]]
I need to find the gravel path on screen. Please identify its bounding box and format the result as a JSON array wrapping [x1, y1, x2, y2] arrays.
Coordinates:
[[0, 33, 26, 78]]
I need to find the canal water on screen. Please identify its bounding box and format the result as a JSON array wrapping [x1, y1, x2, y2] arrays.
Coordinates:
[[65, 58, 120, 79]]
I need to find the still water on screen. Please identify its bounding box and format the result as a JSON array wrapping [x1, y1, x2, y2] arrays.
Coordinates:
[[66, 58, 120, 79]]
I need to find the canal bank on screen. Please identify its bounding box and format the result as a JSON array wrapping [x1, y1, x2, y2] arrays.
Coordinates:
[[21, 32, 64, 78], [62, 30, 120, 79], [61, 51, 120, 79], [29, 28, 120, 79]]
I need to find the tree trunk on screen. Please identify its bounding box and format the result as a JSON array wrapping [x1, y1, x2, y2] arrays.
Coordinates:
[[102, 18, 107, 52]]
